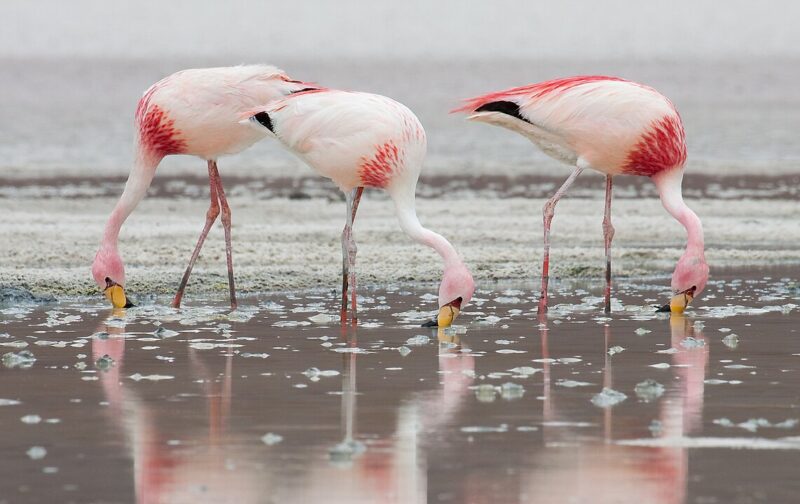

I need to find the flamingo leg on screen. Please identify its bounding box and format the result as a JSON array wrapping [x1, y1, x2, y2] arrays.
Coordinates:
[[209, 161, 238, 310], [538, 165, 584, 314], [340, 187, 364, 324], [603, 175, 615, 313], [172, 160, 221, 308]]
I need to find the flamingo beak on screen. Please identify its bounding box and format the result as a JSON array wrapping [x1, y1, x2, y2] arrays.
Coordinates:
[[656, 286, 696, 313], [103, 278, 134, 309], [437, 304, 461, 328], [420, 298, 463, 328]]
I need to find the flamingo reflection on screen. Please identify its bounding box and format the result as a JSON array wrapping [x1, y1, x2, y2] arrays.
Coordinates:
[[92, 316, 474, 503], [283, 327, 475, 503], [523, 313, 708, 504], [92, 313, 266, 503]]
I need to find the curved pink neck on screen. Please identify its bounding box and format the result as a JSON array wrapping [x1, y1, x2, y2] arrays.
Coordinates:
[[653, 169, 705, 256], [390, 189, 463, 270], [101, 152, 161, 250]]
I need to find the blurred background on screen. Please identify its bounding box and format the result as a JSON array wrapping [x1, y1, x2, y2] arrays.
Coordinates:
[[2, 0, 799, 178]]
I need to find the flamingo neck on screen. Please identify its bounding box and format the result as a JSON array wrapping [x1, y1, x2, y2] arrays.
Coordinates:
[[101, 151, 161, 249], [390, 190, 463, 270], [653, 169, 705, 257]]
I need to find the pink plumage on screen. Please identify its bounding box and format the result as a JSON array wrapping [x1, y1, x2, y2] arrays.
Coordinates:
[[137, 105, 187, 157], [455, 75, 707, 314], [623, 114, 687, 176], [455, 75, 686, 177], [246, 89, 475, 322], [248, 90, 427, 193], [93, 65, 318, 309], [453, 75, 630, 113], [359, 140, 402, 188]]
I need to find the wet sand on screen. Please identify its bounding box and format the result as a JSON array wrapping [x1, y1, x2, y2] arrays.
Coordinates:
[[1, 268, 798, 503]]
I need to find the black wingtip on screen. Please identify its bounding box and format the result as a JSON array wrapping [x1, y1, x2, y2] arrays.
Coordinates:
[[253, 111, 274, 132], [421, 319, 438, 328], [124, 299, 135, 308], [655, 304, 671, 313], [475, 100, 527, 122]]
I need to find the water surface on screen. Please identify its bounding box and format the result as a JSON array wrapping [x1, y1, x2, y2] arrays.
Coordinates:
[[1, 269, 799, 503]]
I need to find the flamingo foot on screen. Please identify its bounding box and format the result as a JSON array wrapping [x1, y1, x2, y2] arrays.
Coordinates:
[[171, 293, 183, 309], [537, 298, 548, 314]]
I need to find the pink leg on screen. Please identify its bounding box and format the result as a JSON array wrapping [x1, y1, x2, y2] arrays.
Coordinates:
[[603, 175, 615, 313], [172, 161, 221, 308], [538, 166, 584, 314], [341, 187, 364, 325], [209, 161, 238, 310]]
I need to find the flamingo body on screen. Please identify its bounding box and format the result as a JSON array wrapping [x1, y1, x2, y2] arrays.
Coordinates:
[[248, 90, 474, 321], [252, 90, 426, 192], [456, 76, 686, 177], [92, 65, 315, 307], [456, 76, 707, 312], [135, 65, 311, 161]]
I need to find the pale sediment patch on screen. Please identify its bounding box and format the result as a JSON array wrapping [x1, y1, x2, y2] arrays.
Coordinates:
[[0, 191, 798, 298], [616, 436, 800, 450]]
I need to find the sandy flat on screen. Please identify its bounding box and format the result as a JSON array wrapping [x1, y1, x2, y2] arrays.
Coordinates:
[[1, 176, 797, 300]]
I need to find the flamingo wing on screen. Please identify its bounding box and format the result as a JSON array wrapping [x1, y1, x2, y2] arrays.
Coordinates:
[[136, 65, 321, 158], [455, 76, 684, 174], [249, 90, 425, 189]]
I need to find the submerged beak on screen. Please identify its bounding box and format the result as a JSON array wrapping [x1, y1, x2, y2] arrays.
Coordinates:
[[103, 278, 134, 309], [656, 286, 696, 313], [437, 304, 461, 328], [421, 298, 463, 328]]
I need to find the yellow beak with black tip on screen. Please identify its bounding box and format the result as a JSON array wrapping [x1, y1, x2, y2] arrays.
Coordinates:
[[657, 286, 696, 314], [436, 297, 464, 328], [103, 278, 133, 309], [668, 291, 693, 314], [437, 304, 461, 328]]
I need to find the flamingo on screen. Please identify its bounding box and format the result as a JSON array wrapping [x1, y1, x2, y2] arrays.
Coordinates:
[[243, 89, 475, 326], [454, 76, 708, 314], [91, 65, 318, 309]]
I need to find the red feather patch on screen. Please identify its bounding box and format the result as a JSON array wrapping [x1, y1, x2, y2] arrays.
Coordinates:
[[623, 115, 687, 176], [137, 105, 186, 156], [359, 141, 401, 188]]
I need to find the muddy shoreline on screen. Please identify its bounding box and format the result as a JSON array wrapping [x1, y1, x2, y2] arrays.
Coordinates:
[[2, 173, 799, 201], [1, 171, 799, 298]]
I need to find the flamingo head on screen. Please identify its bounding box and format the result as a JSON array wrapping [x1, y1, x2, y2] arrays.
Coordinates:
[[92, 247, 133, 309], [658, 252, 709, 313], [435, 263, 475, 328]]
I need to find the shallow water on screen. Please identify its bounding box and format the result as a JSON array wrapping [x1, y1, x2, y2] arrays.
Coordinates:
[[1, 269, 799, 503]]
